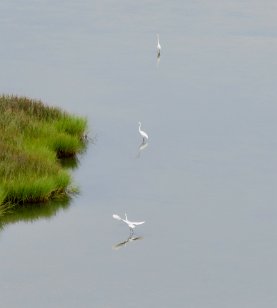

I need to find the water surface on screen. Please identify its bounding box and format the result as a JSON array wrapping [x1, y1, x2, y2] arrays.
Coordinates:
[[0, 1, 276, 307]]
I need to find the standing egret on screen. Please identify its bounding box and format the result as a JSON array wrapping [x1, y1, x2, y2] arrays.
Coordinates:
[[138, 121, 149, 143], [157, 34, 161, 57], [113, 213, 145, 234]]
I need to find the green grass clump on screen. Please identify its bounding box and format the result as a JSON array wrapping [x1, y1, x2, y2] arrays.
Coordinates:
[[0, 95, 88, 215]]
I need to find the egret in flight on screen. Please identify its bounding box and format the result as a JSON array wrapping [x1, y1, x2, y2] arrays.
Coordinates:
[[138, 121, 149, 143], [157, 34, 161, 57], [113, 213, 145, 234]]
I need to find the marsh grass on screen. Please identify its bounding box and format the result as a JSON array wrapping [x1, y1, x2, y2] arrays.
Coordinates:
[[0, 95, 88, 215]]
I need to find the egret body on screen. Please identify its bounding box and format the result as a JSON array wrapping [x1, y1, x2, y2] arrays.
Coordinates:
[[113, 213, 145, 234], [138, 121, 148, 142]]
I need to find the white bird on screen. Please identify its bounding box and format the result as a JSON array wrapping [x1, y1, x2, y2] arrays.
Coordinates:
[[157, 33, 161, 57], [113, 213, 145, 234], [138, 121, 149, 142]]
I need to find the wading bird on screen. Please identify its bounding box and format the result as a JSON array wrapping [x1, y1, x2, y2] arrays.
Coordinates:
[[138, 121, 148, 143], [113, 213, 145, 234], [157, 34, 161, 57]]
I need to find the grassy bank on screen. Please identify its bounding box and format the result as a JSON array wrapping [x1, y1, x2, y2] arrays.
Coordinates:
[[0, 95, 87, 215]]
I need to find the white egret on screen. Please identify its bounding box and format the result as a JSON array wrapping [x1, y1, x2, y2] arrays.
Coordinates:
[[113, 213, 145, 234], [138, 121, 149, 142], [157, 34, 161, 57]]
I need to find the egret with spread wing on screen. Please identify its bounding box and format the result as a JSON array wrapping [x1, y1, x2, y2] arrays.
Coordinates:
[[113, 213, 145, 234]]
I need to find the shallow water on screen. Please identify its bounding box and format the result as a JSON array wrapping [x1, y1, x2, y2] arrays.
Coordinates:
[[0, 1, 277, 307]]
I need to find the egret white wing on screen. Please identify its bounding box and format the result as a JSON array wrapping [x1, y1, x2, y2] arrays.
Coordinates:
[[131, 221, 145, 226], [113, 214, 122, 221]]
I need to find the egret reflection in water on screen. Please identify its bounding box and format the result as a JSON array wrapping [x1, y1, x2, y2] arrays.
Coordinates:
[[112, 235, 143, 250], [136, 140, 148, 158], [156, 53, 161, 67], [157, 33, 161, 57], [156, 33, 161, 68]]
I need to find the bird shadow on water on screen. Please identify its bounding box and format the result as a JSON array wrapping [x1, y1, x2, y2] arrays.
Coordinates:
[[112, 234, 144, 250]]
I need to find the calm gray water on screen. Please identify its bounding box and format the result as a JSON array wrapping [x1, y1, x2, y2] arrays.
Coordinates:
[[0, 1, 277, 307]]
